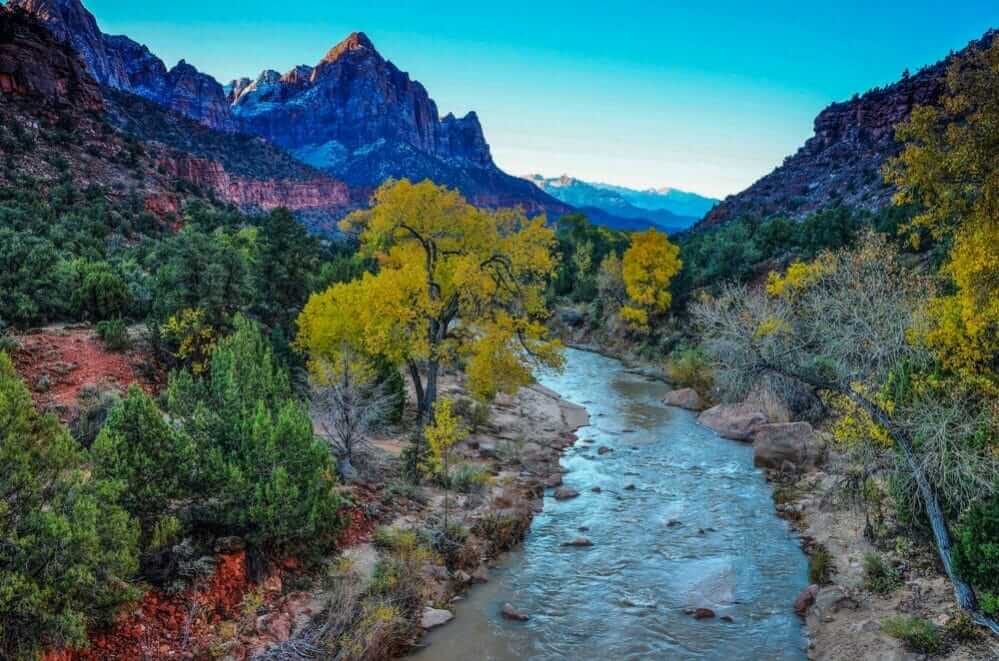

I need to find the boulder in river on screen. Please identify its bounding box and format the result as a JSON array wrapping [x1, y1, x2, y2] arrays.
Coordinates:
[[501, 602, 530, 621], [420, 607, 453, 629], [554, 487, 580, 500], [663, 388, 707, 411], [597, 446, 613, 455], [752, 422, 823, 470], [794, 584, 819, 615], [697, 403, 768, 441], [693, 607, 716, 619], [562, 537, 593, 547]]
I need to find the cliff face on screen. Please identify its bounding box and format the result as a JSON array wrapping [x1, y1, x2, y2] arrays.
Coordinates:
[[0, 6, 102, 110], [700, 32, 995, 229], [11, 0, 235, 132]]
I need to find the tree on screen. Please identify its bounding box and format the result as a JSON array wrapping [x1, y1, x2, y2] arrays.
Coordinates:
[[423, 398, 468, 530], [621, 229, 682, 331], [297, 179, 564, 420], [0, 352, 139, 658], [255, 208, 319, 330], [311, 353, 396, 480], [885, 35, 999, 391], [91, 387, 197, 540], [596, 253, 627, 308], [164, 315, 342, 550], [693, 234, 999, 633]]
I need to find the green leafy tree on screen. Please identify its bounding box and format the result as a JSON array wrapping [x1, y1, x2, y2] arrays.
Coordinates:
[[0, 352, 139, 659], [255, 207, 320, 330]]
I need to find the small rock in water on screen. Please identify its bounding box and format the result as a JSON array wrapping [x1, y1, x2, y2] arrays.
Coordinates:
[[501, 602, 530, 621], [554, 487, 580, 500], [420, 607, 454, 629], [794, 584, 819, 615], [693, 608, 716, 620], [591, 486, 603, 493], [562, 537, 593, 547], [597, 446, 613, 455], [720, 615, 734, 623], [578, 525, 590, 532], [624, 483, 636, 490], [666, 519, 683, 528]]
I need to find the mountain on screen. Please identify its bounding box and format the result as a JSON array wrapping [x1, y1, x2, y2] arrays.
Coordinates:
[[12, 0, 568, 216], [0, 4, 351, 228], [523, 174, 710, 232], [700, 30, 997, 229]]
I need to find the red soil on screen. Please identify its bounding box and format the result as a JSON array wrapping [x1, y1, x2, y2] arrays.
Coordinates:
[[11, 327, 156, 418]]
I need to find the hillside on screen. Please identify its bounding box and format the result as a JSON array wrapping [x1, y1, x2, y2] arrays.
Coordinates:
[[699, 30, 996, 228]]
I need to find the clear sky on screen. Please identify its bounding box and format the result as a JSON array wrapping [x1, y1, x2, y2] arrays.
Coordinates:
[[82, 0, 996, 199]]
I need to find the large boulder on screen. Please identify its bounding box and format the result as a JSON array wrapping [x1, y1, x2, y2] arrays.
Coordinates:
[[697, 403, 768, 441], [663, 388, 706, 411], [752, 422, 822, 470], [420, 607, 454, 629]]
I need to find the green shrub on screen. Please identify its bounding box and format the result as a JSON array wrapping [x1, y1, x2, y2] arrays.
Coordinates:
[[71, 383, 121, 447], [881, 616, 943, 655], [91, 387, 197, 540], [665, 348, 714, 395], [164, 315, 343, 550], [453, 397, 491, 432], [473, 511, 531, 553], [0, 352, 140, 659], [96, 318, 131, 351], [448, 463, 490, 493], [808, 544, 835, 585], [71, 261, 133, 321], [953, 497, 999, 609], [862, 553, 902, 594]]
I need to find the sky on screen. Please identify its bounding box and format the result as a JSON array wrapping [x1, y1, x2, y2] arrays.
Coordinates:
[[82, 1, 997, 199]]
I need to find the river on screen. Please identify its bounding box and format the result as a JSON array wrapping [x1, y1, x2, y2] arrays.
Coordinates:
[[412, 348, 809, 660]]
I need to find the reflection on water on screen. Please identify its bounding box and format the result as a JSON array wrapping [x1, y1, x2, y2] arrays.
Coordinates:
[[412, 349, 809, 660]]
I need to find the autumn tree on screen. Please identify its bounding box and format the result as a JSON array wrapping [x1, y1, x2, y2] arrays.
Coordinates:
[[423, 398, 468, 530], [693, 234, 999, 633], [620, 229, 682, 331], [885, 34, 999, 392], [297, 179, 564, 420]]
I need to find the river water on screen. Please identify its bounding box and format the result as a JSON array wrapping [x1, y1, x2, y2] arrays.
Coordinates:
[[413, 348, 809, 660]]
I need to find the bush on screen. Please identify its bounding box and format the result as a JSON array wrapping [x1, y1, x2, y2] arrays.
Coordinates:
[[862, 553, 902, 594], [809, 544, 835, 585], [71, 261, 133, 321], [0, 352, 139, 659], [953, 497, 999, 612], [91, 387, 197, 541], [448, 463, 490, 493], [473, 511, 531, 553], [881, 616, 943, 655], [96, 318, 130, 351], [665, 347, 714, 395], [163, 315, 343, 551], [71, 383, 121, 446], [452, 397, 491, 432]]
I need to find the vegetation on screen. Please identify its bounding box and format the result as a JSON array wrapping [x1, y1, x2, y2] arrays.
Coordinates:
[[881, 616, 944, 655], [0, 352, 139, 659], [620, 229, 682, 331], [297, 179, 564, 419]]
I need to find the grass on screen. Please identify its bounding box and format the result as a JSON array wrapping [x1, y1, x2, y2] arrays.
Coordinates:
[[881, 616, 944, 655], [808, 543, 835, 585], [862, 553, 903, 594]]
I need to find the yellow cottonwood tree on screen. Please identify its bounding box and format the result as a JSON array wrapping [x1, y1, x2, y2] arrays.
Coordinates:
[[886, 36, 999, 391], [620, 229, 682, 331], [297, 179, 563, 419]]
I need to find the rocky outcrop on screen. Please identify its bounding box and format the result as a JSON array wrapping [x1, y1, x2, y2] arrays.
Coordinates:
[[12, 0, 235, 131], [700, 30, 997, 228], [697, 403, 769, 441], [0, 5, 102, 110]]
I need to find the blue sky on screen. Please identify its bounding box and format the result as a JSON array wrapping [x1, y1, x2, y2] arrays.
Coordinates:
[[84, 1, 996, 198]]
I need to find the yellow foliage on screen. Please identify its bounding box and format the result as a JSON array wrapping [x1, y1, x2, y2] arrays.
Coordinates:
[[422, 398, 468, 488], [620, 229, 681, 330], [161, 308, 216, 374], [766, 255, 837, 298], [297, 180, 563, 405], [825, 392, 894, 449], [754, 316, 789, 339]]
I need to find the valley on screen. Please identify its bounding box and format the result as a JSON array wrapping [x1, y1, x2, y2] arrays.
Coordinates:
[[1, 2, 998, 661]]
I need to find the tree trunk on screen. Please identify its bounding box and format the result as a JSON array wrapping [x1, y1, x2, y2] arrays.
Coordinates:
[[424, 360, 439, 422], [408, 361, 426, 421]]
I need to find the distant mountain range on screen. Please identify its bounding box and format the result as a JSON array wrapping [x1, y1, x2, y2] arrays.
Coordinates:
[[523, 174, 717, 232]]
